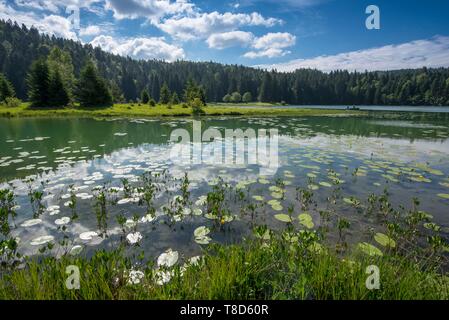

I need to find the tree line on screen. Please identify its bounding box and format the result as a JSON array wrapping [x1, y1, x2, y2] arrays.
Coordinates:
[[1, 19, 449, 106]]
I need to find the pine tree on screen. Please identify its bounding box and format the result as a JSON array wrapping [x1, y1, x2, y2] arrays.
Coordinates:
[[76, 60, 112, 108], [141, 89, 150, 104], [159, 82, 171, 104], [0, 73, 15, 101], [48, 69, 69, 107], [27, 59, 50, 108]]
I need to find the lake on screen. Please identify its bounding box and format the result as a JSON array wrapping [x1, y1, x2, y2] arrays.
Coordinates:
[[244, 105, 449, 113], [1, 113, 449, 260]]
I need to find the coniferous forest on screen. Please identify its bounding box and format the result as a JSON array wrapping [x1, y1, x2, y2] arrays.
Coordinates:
[[1, 19, 449, 106]]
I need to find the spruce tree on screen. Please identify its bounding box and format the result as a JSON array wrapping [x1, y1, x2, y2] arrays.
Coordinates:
[[159, 82, 171, 104], [141, 89, 150, 104], [76, 60, 112, 108], [0, 73, 15, 102], [48, 69, 70, 107], [27, 59, 50, 108]]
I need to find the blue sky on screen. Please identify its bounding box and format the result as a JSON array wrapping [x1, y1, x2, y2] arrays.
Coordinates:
[[1, 0, 449, 71]]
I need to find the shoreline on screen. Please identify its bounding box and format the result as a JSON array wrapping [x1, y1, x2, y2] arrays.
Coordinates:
[[0, 103, 363, 119]]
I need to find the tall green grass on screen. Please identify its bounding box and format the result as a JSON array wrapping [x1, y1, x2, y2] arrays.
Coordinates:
[[1, 237, 447, 300]]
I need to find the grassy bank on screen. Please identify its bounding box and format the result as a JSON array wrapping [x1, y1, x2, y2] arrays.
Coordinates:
[[0, 103, 358, 119], [1, 236, 448, 300]]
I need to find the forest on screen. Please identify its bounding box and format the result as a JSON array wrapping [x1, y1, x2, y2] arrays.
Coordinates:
[[1, 19, 449, 107]]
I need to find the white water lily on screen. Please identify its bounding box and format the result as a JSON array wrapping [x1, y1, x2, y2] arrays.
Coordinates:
[[195, 196, 207, 206], [154, 270, 172, 286], [194, 226, 212, 245], [79, 231, 98, 241], [182, 208, 191, 215], [30, 235, 54, 246], [126, 232, 143, 245], [64, 201, 73, 207], [124, 219, 137, 229], [140, 214, 155, 223], [20, 219, 42, 227], [47, 205, 60, 211], [55, 217, 71, 226], [127, 270, 145, 285], [157, 249, 179, 267], [188, 255, 203, 266]]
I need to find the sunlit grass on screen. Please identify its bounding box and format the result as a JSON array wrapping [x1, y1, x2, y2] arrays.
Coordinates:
[[1, 238, 448, 300], [0, 102, 358, 119]]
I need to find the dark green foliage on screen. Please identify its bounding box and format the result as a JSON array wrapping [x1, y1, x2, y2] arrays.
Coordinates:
[[27, 58, 50, 108], [48, 70, 69, 107], [75, 60, 112, 108], [0, 73, 15, 102], [140, 89, 150, 104], [1, 20, 449, 106], [223, 94, 231, 103], [149, 99, 156, 107], [184, 79, 206, 105], [230, 92, 242, 103], [242, 92, 252, 103], [159, 82, 171, 104], [171, 92, 180, 104]]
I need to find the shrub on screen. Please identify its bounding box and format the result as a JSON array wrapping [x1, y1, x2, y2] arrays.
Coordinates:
[[2, 97, 21, 108], [149, 99, 156, 107], [191, 98, 205, 116]]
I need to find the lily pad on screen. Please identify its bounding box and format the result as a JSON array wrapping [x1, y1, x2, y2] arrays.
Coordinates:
[[30, 235, 54, 246], [374, 233, 396, 248], [274, 214, 293, 223], [437, 193, 449, 200], [298, 213, 314, 229], [358, 242, 383, 257]]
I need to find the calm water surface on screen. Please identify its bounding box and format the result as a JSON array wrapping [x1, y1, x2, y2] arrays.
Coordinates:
[[1, 114, 448, 259]]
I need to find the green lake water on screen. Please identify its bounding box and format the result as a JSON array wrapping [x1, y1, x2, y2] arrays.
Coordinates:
[[1, 113, 449, 259]]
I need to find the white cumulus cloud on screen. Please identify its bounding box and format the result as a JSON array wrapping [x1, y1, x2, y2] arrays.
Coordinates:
[[0, 2, 78, 40], [207, 31, 254, 49], [90, 35, 185, 61], [79, 25, 102, 37], [105, 0, 195, 21], [257, 36, 449, 72], [154, 11, 282, 40], [244, 32, 296, 59]]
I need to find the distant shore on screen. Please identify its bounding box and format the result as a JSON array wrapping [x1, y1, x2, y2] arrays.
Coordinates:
[[0, 103, 361, 119]]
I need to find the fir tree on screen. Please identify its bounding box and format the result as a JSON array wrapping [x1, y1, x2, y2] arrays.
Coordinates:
[[141, 89, 150, 104], [48, 69, 70, 107], [75, 60, 112, 108], [27, 58, 50, 108], [0, 73, 15, 102], [159, 82, 171, 104]]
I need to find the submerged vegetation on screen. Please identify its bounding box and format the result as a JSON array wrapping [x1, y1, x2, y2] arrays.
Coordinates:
[[0, 168, 448, 300]]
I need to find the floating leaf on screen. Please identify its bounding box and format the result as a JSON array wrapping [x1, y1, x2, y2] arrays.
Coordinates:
[[374, 233, 396, 248], [319, 182, 332, 188], [274, 214, 293, 223], [298, 213, 314, 229], [30, 235, 54, 246], [437, 193, 449, 200], [20, 219, 42, 227], [358, 242, 383, 257]]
